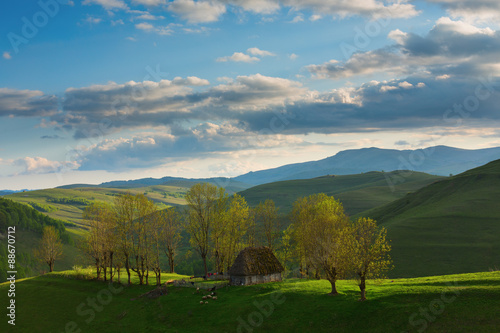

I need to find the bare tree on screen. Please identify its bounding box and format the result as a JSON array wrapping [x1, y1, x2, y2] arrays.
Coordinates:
[[34, 225, 63, 272]]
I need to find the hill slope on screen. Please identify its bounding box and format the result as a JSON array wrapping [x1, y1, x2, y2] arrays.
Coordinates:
[[363, 159, 500, 277], [234, 145, 500, 185], [238, 170, 444, 215]]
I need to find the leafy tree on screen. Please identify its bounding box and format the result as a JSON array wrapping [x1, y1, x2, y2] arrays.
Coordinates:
[[350, 217, 392, 301], [220, 194, 250, 274], [292, 193, 350, 295], [254, 199, 280, 250], [160, 208, 183, 273], [114, 193, 136, 284], [185, 183, 227, 278], [34, 225, 63, 272]]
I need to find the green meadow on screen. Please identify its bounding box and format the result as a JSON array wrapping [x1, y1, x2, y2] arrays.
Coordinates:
[[1, 270, 499, 332]]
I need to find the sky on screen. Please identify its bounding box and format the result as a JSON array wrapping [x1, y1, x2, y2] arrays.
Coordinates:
[[1, 0, 500, 190]]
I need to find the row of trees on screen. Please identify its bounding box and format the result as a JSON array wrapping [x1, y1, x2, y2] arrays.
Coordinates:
[[81, 193, 182, 285], [32, 184, 391, 300], [185, 183, 281, 278]]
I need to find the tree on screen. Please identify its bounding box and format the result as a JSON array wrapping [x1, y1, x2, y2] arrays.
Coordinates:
[[185, 183, 227, 278], [220, 194, 250, 274], [114, 193, 136, 285], [292, 193, 350, 295], [350, 217, 392, 301], [160, 208, 183, 273], [254, 200, 280, 250], [34, 225, 63, 272], [131, 194, 156, 285], [82, 202, 116, 280], [276, 224, 295, 276]]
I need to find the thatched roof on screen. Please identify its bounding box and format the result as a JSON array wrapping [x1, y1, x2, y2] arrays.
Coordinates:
[[228, 247, 284, 276]]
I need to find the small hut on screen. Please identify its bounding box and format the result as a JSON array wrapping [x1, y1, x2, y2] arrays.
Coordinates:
[[228, 247, 284, 286]]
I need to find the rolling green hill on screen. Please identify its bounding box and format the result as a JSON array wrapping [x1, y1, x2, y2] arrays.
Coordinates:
[[1, 270, 499, 332], [0, 198, 80, 282], [6, 185, 189, 229], [238, 170, 444, 215], [363, 159, 500, 278]]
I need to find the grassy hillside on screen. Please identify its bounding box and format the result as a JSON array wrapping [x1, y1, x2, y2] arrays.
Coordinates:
[[238, 170, 444, 215], [0, 198, 80, 282], [363, 159, 500, 278], [1, 270, 499, 332], [6, 185, 188, 228]]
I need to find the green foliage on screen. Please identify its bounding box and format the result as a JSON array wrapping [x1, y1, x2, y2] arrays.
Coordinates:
[[27, 201, 59, 213]]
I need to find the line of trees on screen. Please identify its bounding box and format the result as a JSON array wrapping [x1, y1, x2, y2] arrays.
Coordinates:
[[76, 184, 391, 300], [81, 193, 183, 285]]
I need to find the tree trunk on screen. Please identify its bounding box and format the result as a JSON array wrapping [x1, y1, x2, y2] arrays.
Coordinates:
[[328, 279, 339, 296], [359, 276, 367, 301], [109, 252, 114, 282], [49, 261, 54, 272], [202, 255, 208, 280], [125, 258, 131, 285]]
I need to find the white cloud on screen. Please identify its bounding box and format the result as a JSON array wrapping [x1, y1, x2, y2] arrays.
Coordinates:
[[289, 53, 298, 60], [282, 0, 419, 19], [220, 0, 280, 14], [217, 52, 260, 63], [309, 14, 322, 21], [82, 0, 128, 10], [290, 15, 304, 23], [3, 52, 11, 60], [436, 74, 451, 80], [426, 0, 500, 24], [307, 17, 500, 80], [14, 157, 79, 175], [247, 47, 275, 57], [135, 22, 155, 31], [398, 81, 413, 89], [132, 0, 166, 6], [168, 0, 226, 23]]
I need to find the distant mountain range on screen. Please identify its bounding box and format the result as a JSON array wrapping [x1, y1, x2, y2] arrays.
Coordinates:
[[57, 176, 251, 194], [233, 145, 500, 185]]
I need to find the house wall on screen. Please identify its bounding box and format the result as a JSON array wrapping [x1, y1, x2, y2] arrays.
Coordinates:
[[230, 273, 282, 286]]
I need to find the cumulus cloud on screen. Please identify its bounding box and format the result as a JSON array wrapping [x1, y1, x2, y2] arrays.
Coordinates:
[[0, 88, 58, 117], [307, 17, 500, 79], [168, 0, 226, 23], [3, 52, 11, 60], [131, 0, 166, 6], [426, 0, 500, 23], [14, 157, 79, 175], [282, 0, 419, 19], [217, 48, 275, 63], [216, 52, 260, 63]]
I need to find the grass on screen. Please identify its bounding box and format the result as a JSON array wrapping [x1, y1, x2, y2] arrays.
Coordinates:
[[1, 270, 500, 332], [362, 160, 500, 278], [238, 170, 444, 215]]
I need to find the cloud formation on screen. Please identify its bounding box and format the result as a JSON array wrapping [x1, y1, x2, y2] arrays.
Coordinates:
[[0, 88, 58, 117], [307, 17, 500, 80]]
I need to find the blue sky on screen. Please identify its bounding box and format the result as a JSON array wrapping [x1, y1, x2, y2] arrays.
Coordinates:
[[1, 0, 500, 190]]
